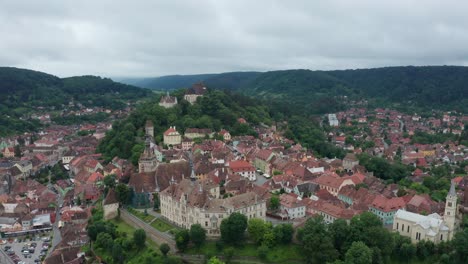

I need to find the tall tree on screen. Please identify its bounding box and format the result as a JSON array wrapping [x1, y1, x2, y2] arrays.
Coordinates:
[[298, 216, 338, 264], [175, 229, 190, 252], [190, 224, 206, 247], [248, 218, 269, 244], [345, 241, 372, 264], [220, 212, 248, 244], [133, 229, 146, 250]]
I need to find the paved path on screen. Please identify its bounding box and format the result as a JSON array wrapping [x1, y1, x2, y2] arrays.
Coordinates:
[[120, 209, 176, 252]]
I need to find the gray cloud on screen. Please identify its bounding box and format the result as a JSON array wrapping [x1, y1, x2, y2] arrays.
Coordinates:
[[1, 0, 468, 77]]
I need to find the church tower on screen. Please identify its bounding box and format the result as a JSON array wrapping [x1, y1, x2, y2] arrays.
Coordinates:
[[145, 120, 154, 138], [444, 180, 458, 240], [138, 137, 158, 173]]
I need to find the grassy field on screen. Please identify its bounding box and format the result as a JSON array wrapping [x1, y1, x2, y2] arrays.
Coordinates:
[[127, 207, 156, 223], [186, 241, 303, 263], [151, 218, 177, 232]]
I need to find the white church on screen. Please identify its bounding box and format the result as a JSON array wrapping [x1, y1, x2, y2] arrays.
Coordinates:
[[392, 181, 458, 244]]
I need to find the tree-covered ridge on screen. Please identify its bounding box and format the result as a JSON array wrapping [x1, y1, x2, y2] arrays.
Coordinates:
[[0, 67, 153, 136], [0, 67, 153, 109], [124, 66, 468, 114], [97, 89, 273, 163]]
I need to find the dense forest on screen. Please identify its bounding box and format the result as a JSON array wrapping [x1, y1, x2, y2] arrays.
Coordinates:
[[0, 67, 153, 136], [122, 66, 468, 114]]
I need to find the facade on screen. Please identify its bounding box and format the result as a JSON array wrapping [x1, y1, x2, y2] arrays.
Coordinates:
[[159, 92, 178, 108], [160, 179, 266, 236], [279, 193, 306, 219], [138, 139, 158, 173], [184, 128, 213, 139], [229, 160, 256, 181], [164, 126, 182, 146]]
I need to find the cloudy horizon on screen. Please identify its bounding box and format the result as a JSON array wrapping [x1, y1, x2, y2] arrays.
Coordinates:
[[1, 0, 468, 78]]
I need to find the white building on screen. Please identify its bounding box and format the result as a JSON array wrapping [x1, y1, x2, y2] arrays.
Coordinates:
[[279, 193, 306, 219], [328, 114, 339, 127], [228, 160, 256, 181], [160, 179, 266, 236], [392, 181, 458, 244], [163, 126, 182, 146]]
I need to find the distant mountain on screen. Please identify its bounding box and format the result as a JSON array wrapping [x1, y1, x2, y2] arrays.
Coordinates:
[[125, 66, 468, 114], [118, 74, 217, 90], [118, 71, 261, 90]]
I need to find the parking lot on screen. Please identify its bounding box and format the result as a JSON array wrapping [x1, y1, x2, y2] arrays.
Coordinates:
[[1, 234, 52, 264]]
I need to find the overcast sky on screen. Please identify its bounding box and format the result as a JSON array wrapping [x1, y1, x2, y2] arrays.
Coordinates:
[[1, 0, 468, 78]]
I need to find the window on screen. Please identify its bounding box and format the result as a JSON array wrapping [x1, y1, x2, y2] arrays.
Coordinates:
[[448, 202, 452, 207], [396, 223, 399, 230], [407, 226, 410, 233], [402, 224, 404, 231], [440, 234, 443, 240], [205, 221, 208, 227]]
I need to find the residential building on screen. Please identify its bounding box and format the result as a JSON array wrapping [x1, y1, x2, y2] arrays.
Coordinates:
[[164, 126, 182, 146], [219, 129, 231, 141], [253, 149, 274, 174], [369, 195, 406, 225], [229, 160, 256, 181], [279, 193, 306, 219]]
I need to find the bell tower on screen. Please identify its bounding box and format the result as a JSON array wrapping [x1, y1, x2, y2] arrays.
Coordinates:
[[444, 180, 457, 239], [138, 137, 158, 173]]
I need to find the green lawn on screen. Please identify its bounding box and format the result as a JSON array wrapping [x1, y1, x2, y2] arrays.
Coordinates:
[[186, 241, 303, 263], [150, 218, 177, 232], [127, 207, 156, 223]]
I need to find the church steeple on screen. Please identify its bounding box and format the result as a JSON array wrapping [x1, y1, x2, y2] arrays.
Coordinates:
[[444, 180, 458, 239]]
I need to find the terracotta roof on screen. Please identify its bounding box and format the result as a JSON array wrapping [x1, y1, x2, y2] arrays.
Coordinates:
[[371, 195, 406, 212], [229, 160, 255, 172], [104, 189, 119, 205]]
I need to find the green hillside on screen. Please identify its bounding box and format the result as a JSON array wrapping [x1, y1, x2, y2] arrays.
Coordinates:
[[124, 66, 468, 114], [0, 67, 153, 136]]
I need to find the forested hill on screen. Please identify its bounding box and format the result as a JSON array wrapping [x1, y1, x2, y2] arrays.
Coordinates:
[[0, 67, 153, 136], [118, 71, 261, 90], [0, 67, 152, 109], [124, 66, 468, 113]]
